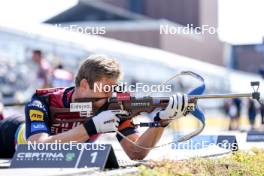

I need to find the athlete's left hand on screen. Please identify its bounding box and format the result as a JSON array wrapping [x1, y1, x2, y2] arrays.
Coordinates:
[[142, 93, 195, 122]]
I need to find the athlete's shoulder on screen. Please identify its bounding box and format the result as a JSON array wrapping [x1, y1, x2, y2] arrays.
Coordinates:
[[35, 87, 66, 96], [25, 96, 48, 122], [48, 87, 74, 107], [33, 87, 72, 107], [25, 93, 50, 139]]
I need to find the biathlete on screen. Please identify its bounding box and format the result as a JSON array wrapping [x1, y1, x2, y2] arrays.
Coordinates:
[[0, 55, 190, 159]]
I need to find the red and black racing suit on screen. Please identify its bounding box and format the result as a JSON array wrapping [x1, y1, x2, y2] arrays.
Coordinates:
[[0, 87, 137, 158]]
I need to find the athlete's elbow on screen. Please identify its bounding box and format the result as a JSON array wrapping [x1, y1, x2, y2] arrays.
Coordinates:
[[27, 133, 50, 143], [127, 150, 148, 160]]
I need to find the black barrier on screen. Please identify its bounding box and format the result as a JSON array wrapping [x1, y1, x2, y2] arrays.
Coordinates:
[[10, 143, 119, 170], [247, 131, 264, 142], [216, 135, 238, 151]]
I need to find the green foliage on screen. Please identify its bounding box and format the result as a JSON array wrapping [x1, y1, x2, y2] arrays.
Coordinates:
[[135, 148, 264, 176]]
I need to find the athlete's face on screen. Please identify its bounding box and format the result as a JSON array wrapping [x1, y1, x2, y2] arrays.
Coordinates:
[[78, 77, 118, 108], [92, 77, 117, 98], [91, 78, 118, 107]]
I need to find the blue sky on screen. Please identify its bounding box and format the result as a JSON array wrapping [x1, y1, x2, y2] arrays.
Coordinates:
[[0, 0, 263, 45]]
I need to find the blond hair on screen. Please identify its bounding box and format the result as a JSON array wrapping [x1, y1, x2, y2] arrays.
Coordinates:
[[75, 54, 121, 88]]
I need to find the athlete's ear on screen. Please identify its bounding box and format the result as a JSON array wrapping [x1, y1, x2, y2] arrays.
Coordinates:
[[80, 79, 89, 90]]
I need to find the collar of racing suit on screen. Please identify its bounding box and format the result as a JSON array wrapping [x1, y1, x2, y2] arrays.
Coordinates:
[[49, 86, 109, 124]]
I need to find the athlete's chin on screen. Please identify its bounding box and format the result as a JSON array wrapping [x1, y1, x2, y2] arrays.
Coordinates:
[[94, 99, 107, 108]]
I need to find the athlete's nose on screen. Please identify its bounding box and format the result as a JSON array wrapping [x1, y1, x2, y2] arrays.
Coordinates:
[[106, 91, 113, 98]]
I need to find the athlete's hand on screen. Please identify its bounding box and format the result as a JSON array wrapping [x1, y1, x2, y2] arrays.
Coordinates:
[[83, 110, 129, 136], [143, 93, 193, 122], [93, 110, 129, 133], [158, 93, 189, 120]]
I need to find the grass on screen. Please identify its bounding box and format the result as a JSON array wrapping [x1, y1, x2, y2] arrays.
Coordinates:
[[135, 148, 264, 176]]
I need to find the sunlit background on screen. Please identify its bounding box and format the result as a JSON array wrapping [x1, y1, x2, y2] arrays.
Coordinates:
[[1, 0, 264, 44], [0, 0, 264, 131]]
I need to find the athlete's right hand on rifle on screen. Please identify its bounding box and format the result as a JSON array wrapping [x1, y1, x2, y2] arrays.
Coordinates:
[[83, 110, 128, 136]]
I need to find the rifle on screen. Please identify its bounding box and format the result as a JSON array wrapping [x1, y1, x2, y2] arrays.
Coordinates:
[[71, 72, 261, 148], [3, 71, 260, 149], [74, 85, 260, 126]]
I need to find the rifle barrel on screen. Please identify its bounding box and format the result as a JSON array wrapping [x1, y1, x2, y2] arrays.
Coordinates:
[[189, 93, 252, 99]]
